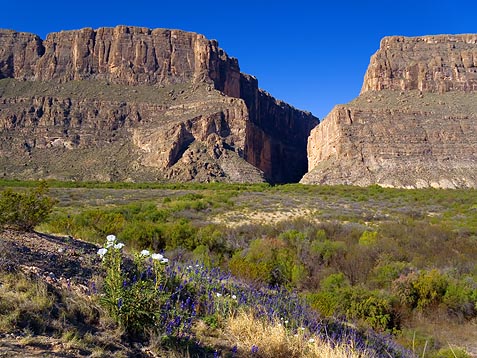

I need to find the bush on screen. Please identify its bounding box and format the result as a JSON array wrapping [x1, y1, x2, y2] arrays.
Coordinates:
[[442, 278, 476, 319], [0, 182, 57, 231], [358, 231, 378, 246], [392, 270, 449, 311], [228, 237, 301, 287], [117, 221, 166, 250], [307, 273, 399, 332], [346, 289, 398, 332], [372, 260, 411, 288], [311, 239, 346, 266]]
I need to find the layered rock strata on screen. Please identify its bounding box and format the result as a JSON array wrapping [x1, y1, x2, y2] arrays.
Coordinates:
[[302, 35, 477, 188], [0, 27, 318, 183]]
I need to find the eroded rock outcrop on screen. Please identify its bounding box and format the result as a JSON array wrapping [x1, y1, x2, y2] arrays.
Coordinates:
[[302, 35, 477, 188], [0, 27, 318, 183]]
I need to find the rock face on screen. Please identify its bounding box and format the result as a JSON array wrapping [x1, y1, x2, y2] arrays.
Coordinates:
[[362, 35, 477, 93], [0, 27, 318, 183], [302, 35, 477, 188]]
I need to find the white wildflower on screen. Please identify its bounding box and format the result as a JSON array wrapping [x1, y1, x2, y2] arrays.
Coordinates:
[[216, 292, 222, 298], [140, 249, 150, 257], [308, 338, 315, 343], [151, 253, 164, 260], [106, 235, 117, 247], [232, 294, 237, 300], [114, 242, 125, 249], [160, 258, 169, 264], [284, 320, 289, 324], [97, 248, 108, 258]]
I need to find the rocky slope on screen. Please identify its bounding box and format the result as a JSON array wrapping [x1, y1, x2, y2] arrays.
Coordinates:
[[302, 35, 477, 188], [0, 26, 318, 183]]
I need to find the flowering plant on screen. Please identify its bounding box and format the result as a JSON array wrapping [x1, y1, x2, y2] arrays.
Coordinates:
[[97, 235, 171, 336]]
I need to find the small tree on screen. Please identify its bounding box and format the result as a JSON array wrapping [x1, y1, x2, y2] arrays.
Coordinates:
[[0, 182, 57, 232]]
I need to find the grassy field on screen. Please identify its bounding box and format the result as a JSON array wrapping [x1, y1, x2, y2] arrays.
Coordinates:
[[1, 180, 476, 357]]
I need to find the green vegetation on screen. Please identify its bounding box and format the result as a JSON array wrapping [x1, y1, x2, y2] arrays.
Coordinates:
[[1, 180, 476, 356], [0, 182, 57, 231]]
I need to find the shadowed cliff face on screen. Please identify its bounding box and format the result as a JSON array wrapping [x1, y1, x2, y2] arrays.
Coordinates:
[[302, 34, 477, 189], [0, 26, 318, 183]]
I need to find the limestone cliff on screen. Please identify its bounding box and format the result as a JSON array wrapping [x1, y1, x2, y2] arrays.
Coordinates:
[[0, 26, 318, 183], [362, 35, 477, 93], [302, 35, 477, 188]]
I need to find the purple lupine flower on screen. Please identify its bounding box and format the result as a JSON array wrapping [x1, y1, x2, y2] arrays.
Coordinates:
[[117, 298, 123, 309], [251, 345, 259, 354]]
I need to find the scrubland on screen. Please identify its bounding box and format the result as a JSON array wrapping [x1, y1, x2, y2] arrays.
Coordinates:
[[1, 180, 476, 357]]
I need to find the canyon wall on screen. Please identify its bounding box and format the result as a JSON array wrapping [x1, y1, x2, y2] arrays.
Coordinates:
[[0, 26, 318, 183], [302, 35, 477, 188]]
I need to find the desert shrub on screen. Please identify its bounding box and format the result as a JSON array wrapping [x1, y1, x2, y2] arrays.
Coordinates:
[[379, 220, 458, 269], [412, 270, 448, 310], [306, 273, 399, 332], [320, 272, 350, 291], [228, 237, 299, 287], [195, 224, 228, 254], [306, 274, 349, 316], [229, 239, 278, 284], [371, 260, 412, 288], [117, 220, 166, 250], [278, 229, 307, 247], [318, 221, 363, 243], [311, 239, 346, 266], [392, 272, 420, 309], [346, 289, 399, 332], [291, 263, 308, 289], [442, 278, 477, 319], [358, 231, 378, 246], [306, 291, 341, 317], [74, 209, 126, 242], [116, 201, 169, 222], [0, 182, 56, 231], [392, 270, 449, 311], [336, 245, 380, 285], [163, 219, 197, 250]]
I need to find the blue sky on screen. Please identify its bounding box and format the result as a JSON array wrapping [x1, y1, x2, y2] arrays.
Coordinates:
[[2, 1, 476, 118]]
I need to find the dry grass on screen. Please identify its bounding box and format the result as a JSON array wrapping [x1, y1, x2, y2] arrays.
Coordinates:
[[224, 310, 366, 358], [0, 272, 53, 333]]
